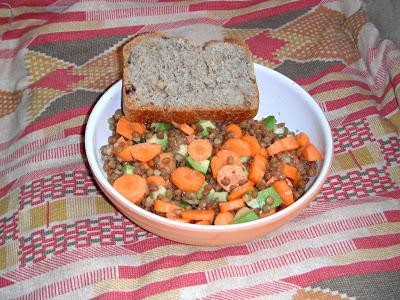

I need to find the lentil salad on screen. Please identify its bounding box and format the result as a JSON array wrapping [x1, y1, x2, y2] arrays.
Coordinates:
[[100, 109, 322, 225]]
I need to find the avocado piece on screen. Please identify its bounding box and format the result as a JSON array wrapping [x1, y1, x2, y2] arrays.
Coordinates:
[[262, 115, 277, 130], [246, 186, 282, 209], [197, 120, 216, 137], [148, 132, 168, 151], [186, 156, 210, 175], [240, 156, 251, 164], [151, 122, 173, 131], [196, 182, 207, 199], [178, 200, 190, 208], [177, 144, 188, 157], [151, 185, 166, 200], [121, 164, 134, 174], [232, 207, 259, 224], [207, 189, 228, 202]]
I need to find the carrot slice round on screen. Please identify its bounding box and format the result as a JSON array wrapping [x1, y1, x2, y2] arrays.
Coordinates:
[[154, 199, 180, 213], [116, 116, 146, 140], [112, 174, 148, 205], [272, 180, 294, 207], [217, 165, 247, 192], [210, 150, 242, 178], [113, 136, 133, 162], [188, 139, 213, 161], [241, 135, 261, 157], [301, 144, 322, 161], [296, 132, 310, 148], [218, 198, 245, 212], [146, 175, 167, 187], [129, 142, 162, 162], [248, 154, 267, 184], [228, 181, 255, 201], [226, 124, 243, 138], [279, 163, 300, 185], [214, 211, 234, 225], [182, 209, 215, 222], [221, 138, 252, 157], [158, 152, 176, 170], [170, 167, 205, 192]]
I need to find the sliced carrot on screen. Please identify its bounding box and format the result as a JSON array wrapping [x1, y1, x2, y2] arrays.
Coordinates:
[[116, 116, 146, 140], [248, 154, 267, 184], [129, 142, 162, 162], [153, 199, 180, 213], [146, 175, 167, 187], [113, 136, 133, 162], [296, 132, 310, 147], [182, 209, 215, 222], [210, 150, 242, 178], [226, 124, 243, 138], [228, 181, 255, 201], [302, 144, 322, 161], [214, 211, 234, 225], [166, 213, 191, 223], [260, 208, 277, 218], [217, 165, 247, 192], [272, 180, 294, 207], [279, 163, 300, 185], [196, 220, 211, 225], [170, 167, 205, 192], [259, 147, 269, 158], [112, 174, 148, 205], [158, 152, 175, 170], [188, 139, 213, 161], [219, 198, 245, 212], [267, 136, 299, 156], [172, 122, 195, 135], [222, 138, 252, 157], [241, 135, 261, 157]]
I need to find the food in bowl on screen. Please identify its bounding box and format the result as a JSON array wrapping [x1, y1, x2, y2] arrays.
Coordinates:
[[100, 109, 322, 225]]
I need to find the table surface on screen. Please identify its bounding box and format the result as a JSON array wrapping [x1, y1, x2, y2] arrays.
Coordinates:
[[0, 1, 399, 299]]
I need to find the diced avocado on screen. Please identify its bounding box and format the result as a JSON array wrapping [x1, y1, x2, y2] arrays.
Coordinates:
[[151, 122, 173, 131], [207, 189, 228, 202], [121, 164, 134, 174], [178, 201, 190, 208], [196, 182, 207, 199], [151, 185, 166, 200], [240, 156, 251, 164], [148, 132, 168, 151], [273, 123, 287, 135], [233, 211, 260, 224], [262, 115, 277, 130], [197, 120, 216, 137], [246, 186, 282, 209], [232, 207, 259, 224], [177, 144, 188, 157], [186, 156, 210, 175]]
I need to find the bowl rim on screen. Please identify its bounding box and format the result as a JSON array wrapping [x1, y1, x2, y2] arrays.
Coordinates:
[[85, 63, 333, 231]]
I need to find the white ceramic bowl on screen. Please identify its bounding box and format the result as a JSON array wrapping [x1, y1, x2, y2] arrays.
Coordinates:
[[85, 63, 333, 246]]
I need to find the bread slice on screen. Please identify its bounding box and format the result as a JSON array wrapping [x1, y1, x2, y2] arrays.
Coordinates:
[[122, 32, 259, 123]]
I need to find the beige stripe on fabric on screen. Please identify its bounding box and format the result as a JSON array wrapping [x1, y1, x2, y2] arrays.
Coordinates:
[[92, 257, 226, 294], [334, 244, 400, 265], [368, 222, 400, 234]]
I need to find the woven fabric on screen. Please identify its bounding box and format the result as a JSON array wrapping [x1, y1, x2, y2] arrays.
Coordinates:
[[0, 0, 399, 299]]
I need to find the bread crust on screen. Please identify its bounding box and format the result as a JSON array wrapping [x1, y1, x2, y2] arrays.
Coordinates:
[[122, 33, 259, 123]]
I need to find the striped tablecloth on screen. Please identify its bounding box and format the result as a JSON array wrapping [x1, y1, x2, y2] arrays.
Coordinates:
[[1, 1, 399, 299]]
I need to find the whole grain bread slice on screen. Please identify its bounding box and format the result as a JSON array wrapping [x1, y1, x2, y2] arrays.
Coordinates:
[[122, 32, 259, 123]]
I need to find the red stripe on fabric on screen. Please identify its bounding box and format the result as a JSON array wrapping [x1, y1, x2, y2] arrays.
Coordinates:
[[384, 210, 400, 222], [123, 237, 176, 253], [0, 180, 16, 198], [0, 12, 56, 25], [6, 0, 58, 7], [225, 0, 320, 26], [0, 276, 14, 288], [94, 272, 207, 300], [3, 25, 43, 39], [282, 256, 400, 287], [0, 48, 18, 58], [0, 105, 91, 151], [308, 80, 371, 96], [353, 233, 400, 249], [189, 0, 264, 11], [64, 125, 84, 137], [377, 190, 400, 199], [119, 245, 249, 279], [29, 25, 143, 47]]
